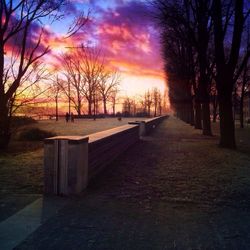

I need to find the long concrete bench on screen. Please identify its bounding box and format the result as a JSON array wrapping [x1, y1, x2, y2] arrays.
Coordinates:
[[88, 124, 139, 179], [44, 115, 168, 195], [44, 136, 89, 195], [144, 115, 168, 134], [128, 115, 169, 136]]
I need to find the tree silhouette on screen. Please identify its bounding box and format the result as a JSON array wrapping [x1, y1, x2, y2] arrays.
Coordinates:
[[0, 0, 88, 150], [153, 0, 250, 148]]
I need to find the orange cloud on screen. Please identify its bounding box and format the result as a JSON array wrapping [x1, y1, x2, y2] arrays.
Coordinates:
[[4, 0, 167, 99]]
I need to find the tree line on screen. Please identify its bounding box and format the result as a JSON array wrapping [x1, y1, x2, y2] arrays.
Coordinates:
[[0, 0, 88, 150], [122, 88, 165, 117], [153, 0, 250, 149], [0, 0, 168, 150], [50, 46, 121, 119], [50, 69, 165, 119]]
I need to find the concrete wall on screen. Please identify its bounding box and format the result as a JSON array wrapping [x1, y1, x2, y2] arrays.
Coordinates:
[[144, 115, 169, 134], [44, 115, 168, 195], [44, 136, 89, 195], [88, 125, 139, 179]]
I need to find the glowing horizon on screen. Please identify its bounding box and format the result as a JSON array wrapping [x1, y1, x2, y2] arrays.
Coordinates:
[[5, 0, 169, 114], [46, 0, 167, 97]]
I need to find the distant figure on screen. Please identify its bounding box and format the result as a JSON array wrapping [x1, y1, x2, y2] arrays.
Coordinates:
[[65, 112, 70, 122], [118, 116, 122, 121], [71, 112, 74, 123]]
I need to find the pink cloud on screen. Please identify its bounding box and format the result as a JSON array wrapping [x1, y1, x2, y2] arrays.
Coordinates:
[[93, 1, 164, 79]]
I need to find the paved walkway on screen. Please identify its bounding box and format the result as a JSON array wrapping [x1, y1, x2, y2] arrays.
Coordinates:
[[1, 116, 250, 249]]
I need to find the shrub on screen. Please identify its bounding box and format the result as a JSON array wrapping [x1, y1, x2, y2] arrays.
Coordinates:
[[11, 116, 37, 129], [19, 128, 56, 141]]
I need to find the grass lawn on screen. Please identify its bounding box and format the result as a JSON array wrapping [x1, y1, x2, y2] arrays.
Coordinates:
[[0, 117, 143, 196], [211, 120, 250, 155], [1, 116, 250, 197], [1, 117, 250, 249], [89, 116, 250, 209]]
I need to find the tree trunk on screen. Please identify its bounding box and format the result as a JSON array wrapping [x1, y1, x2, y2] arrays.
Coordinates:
[[76, 98, 81, 116], [154, 105, 157, 117], [240, 64, 248, 128], [239, 92, 244, 128], [184, 96, 194, 125], [202, 102, 212, 135], [212, 0, 244, 148], [68, 84, 71, 114], [88, 101, 92, 116], [198, 80, 212, 135], [77, 105, 81, 116], [0, 102, 11, 151], [55, 96, 58, 121], [103, 98, 107, 115], [194, 100, 202, 129], [212, 100, 218, 123], [93, 102, 96, 118], [218, 92, 236, 148], [190, 100, 195, 126]]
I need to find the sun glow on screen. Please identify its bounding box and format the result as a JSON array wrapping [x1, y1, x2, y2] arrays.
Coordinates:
[[6, 0, 169, 115]]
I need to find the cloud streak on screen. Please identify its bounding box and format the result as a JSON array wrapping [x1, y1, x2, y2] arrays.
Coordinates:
[[93, 1, 164, 79], [5, 0, 166, 94]]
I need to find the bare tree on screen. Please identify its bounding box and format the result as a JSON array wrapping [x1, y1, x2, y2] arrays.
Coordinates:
[[49, 74, 63, 121], [122, 97, 133, 116], [238, 58, 250, 128], [138, 94, 147, 115], [212, 0, 250, 148], [210, 83, 218, 123], [154, 0, 250, 148], [93, 88, 102, 119], [110, 87, 119, 115], [61, 46, 121, 117], [154, 0, 213, 134], [61, 52, 85, 115], [0, 0, 88, 150], [99, 71, 120, 115], [152, 87, 161, 117], [145, 90, 153, 117], [10, 63, 50, 115], [79, 47, 105, 116], [158, 91, 163, 115]]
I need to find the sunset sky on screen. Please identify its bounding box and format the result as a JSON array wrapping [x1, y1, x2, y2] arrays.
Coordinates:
[[43, 0, 166, 97]]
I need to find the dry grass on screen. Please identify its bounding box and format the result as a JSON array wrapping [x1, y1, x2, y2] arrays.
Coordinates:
[[153, 118, 250, 207], [9, 118, 138, 153], [1, 116, 250, 202], [211, 120, 250, 154], [16, 117, 138, 137], [4, 117, 250, 249], [0, 118, 143, 196], [91, 117, 250, 209], [0, 149, 43, 196]]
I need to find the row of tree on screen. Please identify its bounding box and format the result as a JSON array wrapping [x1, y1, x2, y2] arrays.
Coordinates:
[[153, 0, 250, 148], [122, 88, 165, 117], [49, 80, 165, 119], [50, 47, 120, 119], [48, 48, 168, 119]]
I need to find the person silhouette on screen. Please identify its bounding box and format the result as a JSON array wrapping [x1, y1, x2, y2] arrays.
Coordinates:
[[65, 112, 69, 122], [71, 113, 74, 122]]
